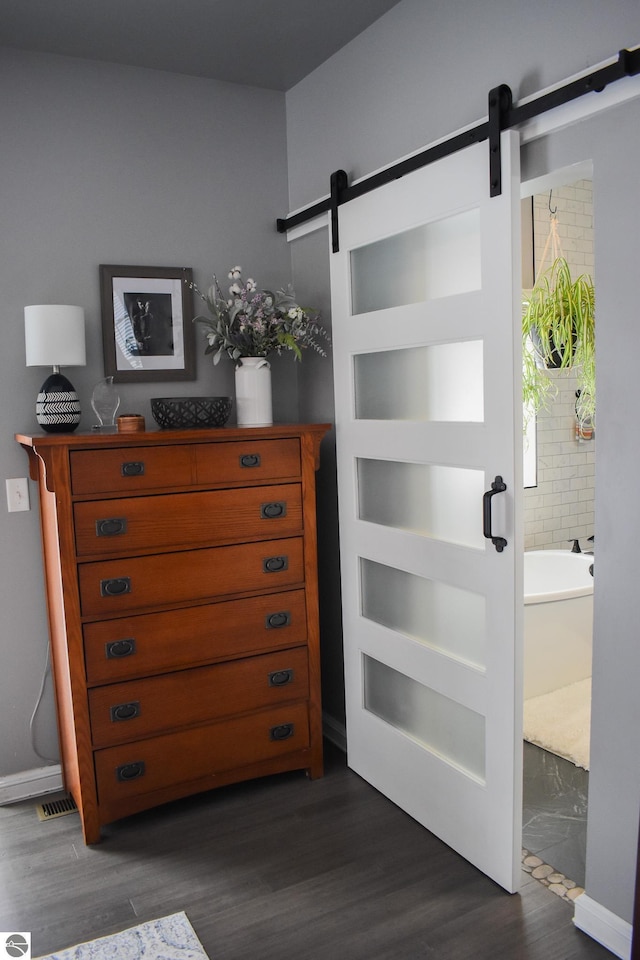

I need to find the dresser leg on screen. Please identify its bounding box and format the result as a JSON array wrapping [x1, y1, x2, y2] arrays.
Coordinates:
[[80, 812, 102, 845], [306, 758, 324, 780]]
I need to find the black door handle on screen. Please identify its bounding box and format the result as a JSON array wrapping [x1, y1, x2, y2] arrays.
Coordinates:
[[483, 475, 507, 553]]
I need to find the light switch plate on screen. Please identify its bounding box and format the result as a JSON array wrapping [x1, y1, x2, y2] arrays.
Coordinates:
[[6, 478, 30, 512]]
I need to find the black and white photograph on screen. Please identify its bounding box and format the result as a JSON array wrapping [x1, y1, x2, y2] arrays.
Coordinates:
[[99, 264, 195, 381]]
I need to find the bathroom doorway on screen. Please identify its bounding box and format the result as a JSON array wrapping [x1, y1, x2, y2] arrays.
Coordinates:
[[520, 167, 595, 894]]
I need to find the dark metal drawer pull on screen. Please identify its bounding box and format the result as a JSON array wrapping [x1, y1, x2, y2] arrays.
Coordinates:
[[265, 611, 291, 629], [263, 556, 288, 573], [270, 723, 294, 741], [100, 577, 132, 597], [268, 669, 294, 687], [110, 701, 141, 722], [116, 761, 145, 782], [121, 461, 145, 477], [96, 517, 128, 537], [240, 453, 261, 468], [105, 638, 136, 659], [261, 501, 287, 519]]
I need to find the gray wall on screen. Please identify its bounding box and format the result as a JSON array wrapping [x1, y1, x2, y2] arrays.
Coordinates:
[[0, 47, 293, 776], [285, 0, 640, 928], [286, 0, 640, 212], [291, 231, 344, 726]]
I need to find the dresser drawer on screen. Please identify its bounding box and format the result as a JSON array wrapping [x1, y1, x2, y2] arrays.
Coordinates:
[[89, 647, 309, 748], [83, 589, 307, 684], [78, 537, 304, 616], [195, 439, 300, 484], [70, 446, 193, 495], [74, 483, 303, 557], [95, 701, 309, 805]]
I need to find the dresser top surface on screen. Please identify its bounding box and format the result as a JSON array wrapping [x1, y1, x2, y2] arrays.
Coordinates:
[[17, 422, 331, 451]]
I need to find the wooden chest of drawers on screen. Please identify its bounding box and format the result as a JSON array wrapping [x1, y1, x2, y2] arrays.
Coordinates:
[[17, 423, 328, 844]]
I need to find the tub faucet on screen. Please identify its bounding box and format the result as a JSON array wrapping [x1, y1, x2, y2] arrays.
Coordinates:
[[584, 535, 594, 556], [568, 538, 582, 553]]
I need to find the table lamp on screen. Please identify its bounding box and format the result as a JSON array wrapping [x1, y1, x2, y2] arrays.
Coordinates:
[[25, 304, 86, 432]]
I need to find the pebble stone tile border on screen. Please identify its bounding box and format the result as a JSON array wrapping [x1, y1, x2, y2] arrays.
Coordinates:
[[522, 848, 585, 901]]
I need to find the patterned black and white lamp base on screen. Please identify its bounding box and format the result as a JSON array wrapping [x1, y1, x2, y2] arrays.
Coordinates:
[[36, 371, 81, 433]]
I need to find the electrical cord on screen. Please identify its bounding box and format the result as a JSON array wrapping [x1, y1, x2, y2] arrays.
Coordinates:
[[29, 643, 59, 764]]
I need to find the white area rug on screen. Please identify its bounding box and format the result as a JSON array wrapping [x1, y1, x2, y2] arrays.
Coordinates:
[[524, 677, 591, 770], [34, 911, 209, 960]]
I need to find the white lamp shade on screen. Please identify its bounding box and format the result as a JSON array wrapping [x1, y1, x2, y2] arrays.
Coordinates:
[[25, 304, 86, 367]]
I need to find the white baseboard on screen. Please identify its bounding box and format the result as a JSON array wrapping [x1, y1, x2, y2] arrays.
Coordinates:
[[0, 764, 63, 805], [573, 893, 633, 960], [323, 713, 346, 753]]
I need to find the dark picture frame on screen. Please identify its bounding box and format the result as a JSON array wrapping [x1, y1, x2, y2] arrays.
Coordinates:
[[99, 264, 195, 382]]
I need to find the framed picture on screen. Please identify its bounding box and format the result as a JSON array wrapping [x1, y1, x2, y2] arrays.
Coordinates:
[[99, 264, 196, 382]]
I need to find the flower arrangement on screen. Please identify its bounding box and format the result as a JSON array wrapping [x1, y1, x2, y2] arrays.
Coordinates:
[[188, 266, 328, 364]]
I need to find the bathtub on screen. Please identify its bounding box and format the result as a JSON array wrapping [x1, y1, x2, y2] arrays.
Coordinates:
[[523, 550, 593, 700]]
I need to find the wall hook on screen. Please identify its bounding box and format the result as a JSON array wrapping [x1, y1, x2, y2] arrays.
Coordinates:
[[549, 189, 558, 215]]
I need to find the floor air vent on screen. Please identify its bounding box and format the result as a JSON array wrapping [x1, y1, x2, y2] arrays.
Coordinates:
[[35, 794, 78, 821]]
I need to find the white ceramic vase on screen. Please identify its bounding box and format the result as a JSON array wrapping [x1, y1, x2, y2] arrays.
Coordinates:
[[234, 357, 273, 426]]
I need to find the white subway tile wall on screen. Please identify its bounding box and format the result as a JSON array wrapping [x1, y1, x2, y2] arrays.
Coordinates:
[[523, 181, 595, 552]]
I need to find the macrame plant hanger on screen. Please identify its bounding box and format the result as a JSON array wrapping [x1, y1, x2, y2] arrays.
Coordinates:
[[533, 190, 563, 285]]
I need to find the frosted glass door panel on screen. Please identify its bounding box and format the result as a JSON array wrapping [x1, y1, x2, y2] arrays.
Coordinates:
[[361, 559, 486, 669], [357, 458, 485, 548], [363, 655, 485, 781], [350, 209, 481, 315], [354, 340, 483, 422]]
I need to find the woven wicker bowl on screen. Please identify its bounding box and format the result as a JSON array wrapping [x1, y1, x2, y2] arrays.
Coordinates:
[[150, 397, 232, 429]]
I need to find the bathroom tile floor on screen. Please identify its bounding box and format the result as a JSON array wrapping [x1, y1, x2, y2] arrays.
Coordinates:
[[523, 741, 589, 889]]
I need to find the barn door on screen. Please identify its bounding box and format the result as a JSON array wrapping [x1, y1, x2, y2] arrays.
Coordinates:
[[330, 131, 523, 892]]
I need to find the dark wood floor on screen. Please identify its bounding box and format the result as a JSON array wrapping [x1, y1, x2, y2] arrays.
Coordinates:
[[0, 743, 612, 960]]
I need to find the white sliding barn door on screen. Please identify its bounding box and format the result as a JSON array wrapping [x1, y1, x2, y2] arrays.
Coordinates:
[[330, 131, 523, 892]]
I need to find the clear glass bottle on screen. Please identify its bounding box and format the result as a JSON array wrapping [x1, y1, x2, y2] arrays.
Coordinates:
[[91, 376, 121, 428]]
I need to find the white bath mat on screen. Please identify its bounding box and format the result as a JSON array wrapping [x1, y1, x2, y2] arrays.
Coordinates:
[[524, 677, 591, 770]]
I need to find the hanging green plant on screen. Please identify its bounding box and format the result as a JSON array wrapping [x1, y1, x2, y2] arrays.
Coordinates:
[[522, 256, 595, 425]]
